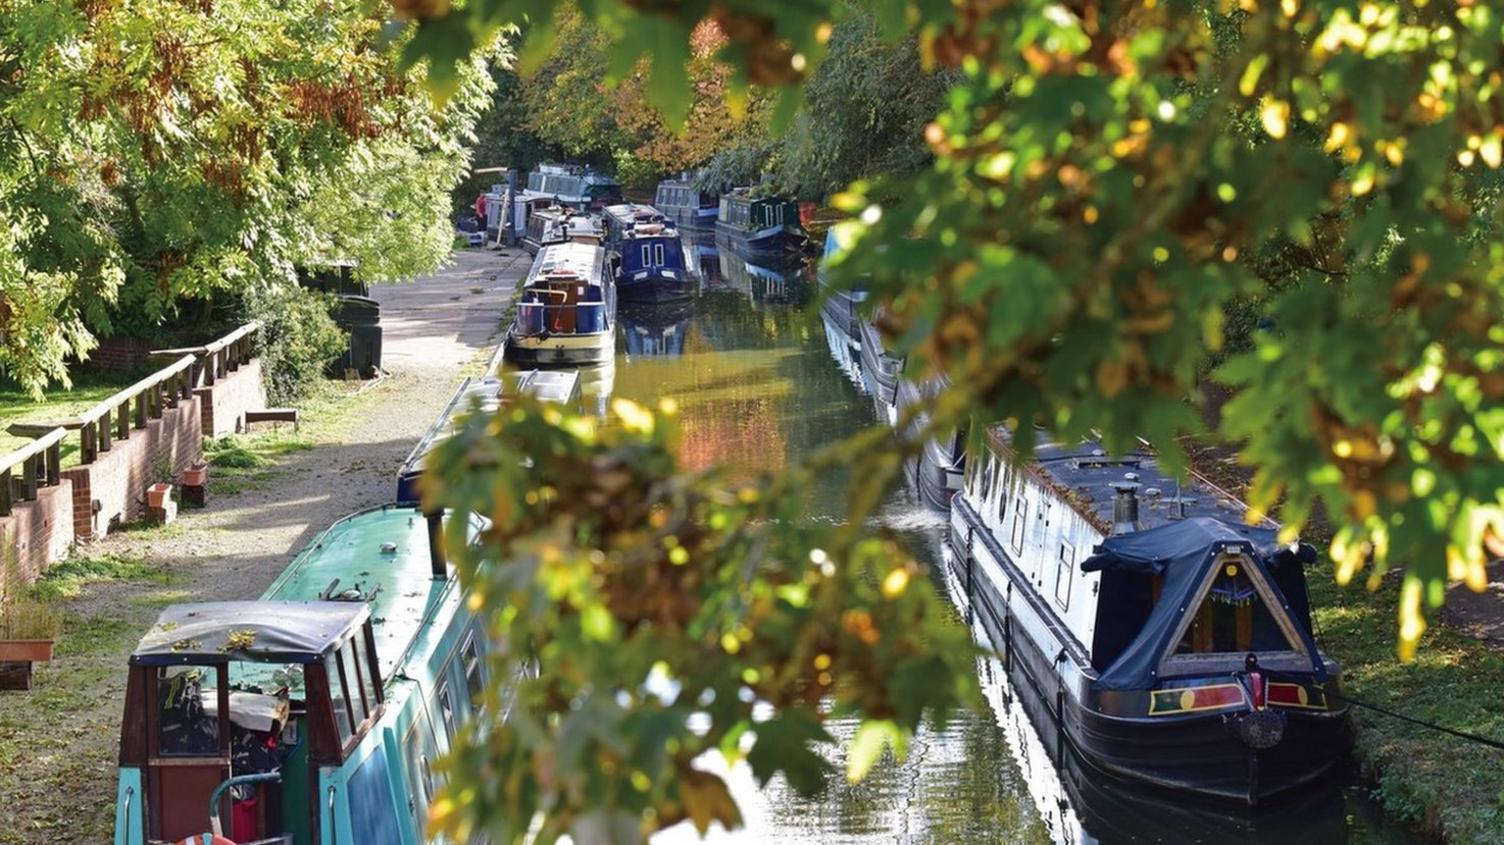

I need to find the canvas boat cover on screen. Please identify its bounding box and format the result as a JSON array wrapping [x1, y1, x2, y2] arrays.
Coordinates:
[[131, 601, 368, 666], [1081, 517, 1321, 690]]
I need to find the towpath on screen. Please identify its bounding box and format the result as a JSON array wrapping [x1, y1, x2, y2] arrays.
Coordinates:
[[0, 247, 529, 843]]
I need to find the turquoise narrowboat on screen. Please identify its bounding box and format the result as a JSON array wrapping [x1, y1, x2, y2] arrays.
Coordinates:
[[112, 504, 500, 845]]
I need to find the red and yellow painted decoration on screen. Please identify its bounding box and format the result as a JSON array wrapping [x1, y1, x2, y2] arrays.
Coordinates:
[[1147, 680, 1328, 716]]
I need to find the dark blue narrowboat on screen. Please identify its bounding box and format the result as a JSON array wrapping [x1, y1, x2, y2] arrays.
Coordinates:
[[602, 203, 692, 303], [654, 177, 718, 228], [948, 429, 1350, 805], [715, 189, 806, 260]]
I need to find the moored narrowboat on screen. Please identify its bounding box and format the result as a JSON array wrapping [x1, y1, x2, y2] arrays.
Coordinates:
[[396, 376, 503, 506], [654, 177, 718, 228], [519, 162, 622, 211], [506, 241, 616, 366], [522, 205, 604, 256], [112, 504, 499, 844], [603, 203, 692, 303], [714, 189, 806, 260], [816, 227, 867, 344], [947, 429, 1349, 804]]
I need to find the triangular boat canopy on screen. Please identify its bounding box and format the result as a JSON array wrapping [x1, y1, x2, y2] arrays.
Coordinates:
[[1082, 517, 1320, 690]]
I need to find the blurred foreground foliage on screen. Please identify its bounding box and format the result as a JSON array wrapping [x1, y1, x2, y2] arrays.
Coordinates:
[[423, 398, 977, 842], [397, 0, 1504, 838]]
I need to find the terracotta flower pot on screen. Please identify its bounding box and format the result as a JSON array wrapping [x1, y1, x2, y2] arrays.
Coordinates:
[[183, 463, 208, 487], [147, 482, 173, 509], [0, 640, 54, 663]]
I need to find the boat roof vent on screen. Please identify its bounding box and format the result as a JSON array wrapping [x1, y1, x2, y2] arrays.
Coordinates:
[[1109, 476, 1144, 535]]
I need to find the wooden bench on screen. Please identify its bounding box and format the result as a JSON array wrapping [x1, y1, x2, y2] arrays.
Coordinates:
[[244, 408, 300, 431]]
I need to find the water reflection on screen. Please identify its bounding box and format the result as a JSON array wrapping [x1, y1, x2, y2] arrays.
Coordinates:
[[606, 245, 1418, 844]]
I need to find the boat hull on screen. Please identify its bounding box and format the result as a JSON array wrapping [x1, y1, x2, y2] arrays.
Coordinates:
[[506, 332, 615, 366], [857, 320, 901, 426], [715, 222, 806, 260], [615, 271, 695, 303], [947, 498, 1348, 805]]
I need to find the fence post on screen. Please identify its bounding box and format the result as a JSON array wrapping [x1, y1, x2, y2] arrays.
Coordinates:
[[45, 442, 59, 486], [116, 401, 130, 441], [21, 455, 37, 502], [0, 469, 10, 516]]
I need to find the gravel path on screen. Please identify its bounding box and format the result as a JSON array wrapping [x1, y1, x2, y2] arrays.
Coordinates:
[[0, 247, 528, 843]]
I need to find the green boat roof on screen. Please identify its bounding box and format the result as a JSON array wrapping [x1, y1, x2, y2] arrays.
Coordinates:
[[232, 505, 457, 691]]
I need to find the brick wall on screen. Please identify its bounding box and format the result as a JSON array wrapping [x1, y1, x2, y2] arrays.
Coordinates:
[[62, 395, 203, 541], [2, 353, 267, 579], [196, 358, 267, 439], [0, 482, 74, 584], [88, 336, 155, 372]]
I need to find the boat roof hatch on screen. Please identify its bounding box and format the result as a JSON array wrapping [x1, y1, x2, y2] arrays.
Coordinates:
[[131, 601, 368, 666]]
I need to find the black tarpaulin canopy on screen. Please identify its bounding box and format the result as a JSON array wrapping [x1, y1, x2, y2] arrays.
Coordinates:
[[131, 601, 368, 666], [1081, 517, 1322, 690]]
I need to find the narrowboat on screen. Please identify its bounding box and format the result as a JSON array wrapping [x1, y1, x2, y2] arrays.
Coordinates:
[[519, 162, 622, 211], [506, 241, 616, 366], [396, 375, 504, 506], [521, 205, 604, 256], [654, 177, 718, 228], [602, 204, 692, 303], [947, 428, 1349, 805], [857, 318, 903, 426], [714, 189, 806, 260], [894, 374, 966, 510], [816, 228, 867, 344], [112, 503, 499, 844]]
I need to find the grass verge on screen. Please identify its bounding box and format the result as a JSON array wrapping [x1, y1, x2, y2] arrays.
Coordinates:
[[1308, 569, 1504, 844], [201, 377, 371, 495], [0, 367, 149, 465]]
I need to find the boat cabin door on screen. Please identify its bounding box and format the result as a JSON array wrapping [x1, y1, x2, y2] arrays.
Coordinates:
[[138, 662, 233, 841]]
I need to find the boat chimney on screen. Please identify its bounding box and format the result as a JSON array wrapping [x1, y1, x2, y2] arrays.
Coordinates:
[[426, 511, 448, 580], [1109, 473, 1143, 535]]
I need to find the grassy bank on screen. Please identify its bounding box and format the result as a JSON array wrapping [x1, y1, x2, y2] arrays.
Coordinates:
[[0, 368, 147, 464], [1307, 569, 1504, 843]]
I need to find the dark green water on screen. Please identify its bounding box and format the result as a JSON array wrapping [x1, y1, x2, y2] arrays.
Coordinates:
[[591, 234, 1421, 845]]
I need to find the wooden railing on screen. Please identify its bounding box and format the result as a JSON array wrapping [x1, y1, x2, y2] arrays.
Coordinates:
[[0, 427, 66, 517], [0, 322, 261, 516]]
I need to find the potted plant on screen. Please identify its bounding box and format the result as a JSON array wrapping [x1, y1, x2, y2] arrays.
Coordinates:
[[183, 462, 208, 487], [147, 482, 173, 509], [0, 596, 60, 663]]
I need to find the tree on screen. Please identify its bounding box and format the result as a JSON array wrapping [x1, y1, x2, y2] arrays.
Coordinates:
[[401, 0, 1504, 839], [0, 0, 498, 397]]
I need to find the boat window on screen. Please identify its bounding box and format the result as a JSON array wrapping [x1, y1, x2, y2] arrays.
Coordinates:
[[352, 632, 381, 712], [641, 244, 651, 267], [978, 454, 993, 499], [654, 243, 665, 266], [156, 666, 220, 756], [1055, 542, 1075, 611], [436, 682, 457, 742], [462, 633, 486, 711], [1010, 500, 1028, 555], [326, 651, 355, 744], [1174, 557, 1301, 655], [994, 460, 1008, 521], [341, 641, 369, 724]]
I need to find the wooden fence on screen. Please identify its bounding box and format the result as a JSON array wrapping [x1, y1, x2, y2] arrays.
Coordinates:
[[0, 322, 260, 517]]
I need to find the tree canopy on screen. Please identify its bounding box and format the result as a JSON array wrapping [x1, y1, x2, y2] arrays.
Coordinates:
[[0, 0, 497, 397], [401, 1, 1504, 840]]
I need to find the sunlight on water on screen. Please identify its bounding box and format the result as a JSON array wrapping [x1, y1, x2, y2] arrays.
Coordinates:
[[605, 231, 1420, 845]]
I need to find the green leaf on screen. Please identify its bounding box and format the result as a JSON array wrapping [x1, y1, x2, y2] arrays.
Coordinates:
[[845, 719, 904, 783]]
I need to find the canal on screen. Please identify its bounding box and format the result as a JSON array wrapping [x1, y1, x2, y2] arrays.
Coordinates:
[[583, 233, 1420, 844]]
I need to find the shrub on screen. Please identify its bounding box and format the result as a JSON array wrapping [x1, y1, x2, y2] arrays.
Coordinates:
[[244, 284, 347, 406]]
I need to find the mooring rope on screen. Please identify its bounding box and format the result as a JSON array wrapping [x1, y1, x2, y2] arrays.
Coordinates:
[[1262, 668, 1504, 752]]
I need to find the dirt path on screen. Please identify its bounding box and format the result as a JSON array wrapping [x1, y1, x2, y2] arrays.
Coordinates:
[[0, 247, 529, 843]]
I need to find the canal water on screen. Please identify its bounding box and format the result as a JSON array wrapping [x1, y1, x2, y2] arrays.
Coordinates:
[[585, 233, 1419, 844]]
